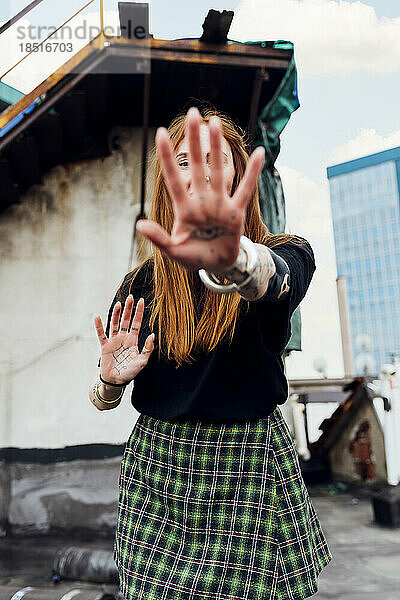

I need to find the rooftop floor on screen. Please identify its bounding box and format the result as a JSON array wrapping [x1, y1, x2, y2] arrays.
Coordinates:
[[1, 486, 400, 600], [309, 486, 400, 600]]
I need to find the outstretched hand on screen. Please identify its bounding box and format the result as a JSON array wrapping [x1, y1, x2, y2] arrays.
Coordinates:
[[94, 295, 155, 386], [136, 106, 265, 272]]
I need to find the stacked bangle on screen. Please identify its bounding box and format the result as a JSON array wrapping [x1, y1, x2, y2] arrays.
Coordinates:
[[94, 380, 125, 404]]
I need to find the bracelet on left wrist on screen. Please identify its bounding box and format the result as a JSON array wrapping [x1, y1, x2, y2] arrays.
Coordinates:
[[198, 236, 259, 294], [94, 380, 125, 404]]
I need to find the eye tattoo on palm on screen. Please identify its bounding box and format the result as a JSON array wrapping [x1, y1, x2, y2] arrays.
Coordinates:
[[190, 226, 234, 241], [112, 343, 136, 375]]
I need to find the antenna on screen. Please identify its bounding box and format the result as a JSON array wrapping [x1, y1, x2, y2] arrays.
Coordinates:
[[313, 357, 328, 379], [355, 333, 376, 375]]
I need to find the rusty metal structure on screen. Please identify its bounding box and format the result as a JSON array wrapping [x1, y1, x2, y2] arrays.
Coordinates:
[[0, 1, 303, 350], [0, 3, 293, 209]]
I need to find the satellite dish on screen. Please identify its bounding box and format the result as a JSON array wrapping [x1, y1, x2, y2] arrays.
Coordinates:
[[355, 352, 376, 376], [356, 334, 372, 352], [313, 357, 327, 378]]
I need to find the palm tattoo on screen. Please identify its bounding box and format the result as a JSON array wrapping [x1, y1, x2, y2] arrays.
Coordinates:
[[110, 323, 143, 375], [94, 296, 154, 385], [135, 106, 265, 273], [190, 225, 231, 242], [112, 343, 135, 376]]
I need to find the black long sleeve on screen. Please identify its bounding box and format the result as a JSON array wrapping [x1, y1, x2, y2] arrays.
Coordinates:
[[94, 237, 316, 421], [252, 237, 316, 355]]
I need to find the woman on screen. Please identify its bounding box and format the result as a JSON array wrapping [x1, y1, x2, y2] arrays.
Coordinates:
[[89, 106, 332, 600]]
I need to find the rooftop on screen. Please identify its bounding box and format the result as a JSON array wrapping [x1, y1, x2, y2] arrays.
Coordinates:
[[327, 144, 400, 179], [2, 486, 400, 600], [0, 7, 295, 212]]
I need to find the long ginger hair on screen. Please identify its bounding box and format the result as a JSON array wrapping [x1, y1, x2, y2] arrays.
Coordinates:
[[128, 106, 304, 367]]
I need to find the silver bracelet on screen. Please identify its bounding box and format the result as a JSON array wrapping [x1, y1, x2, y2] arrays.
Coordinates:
[[198, 236, 259, 294]]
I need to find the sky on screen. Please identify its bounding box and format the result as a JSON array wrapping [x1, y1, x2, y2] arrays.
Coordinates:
[[1, 0, 400, 379]]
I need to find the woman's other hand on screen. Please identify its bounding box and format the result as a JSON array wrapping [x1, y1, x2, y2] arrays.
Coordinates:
[[94, 295, 155, 386], [136, 106, 265, 272]]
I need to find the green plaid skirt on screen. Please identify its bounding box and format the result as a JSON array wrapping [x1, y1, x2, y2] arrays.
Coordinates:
[[114, 406, 332, 600]]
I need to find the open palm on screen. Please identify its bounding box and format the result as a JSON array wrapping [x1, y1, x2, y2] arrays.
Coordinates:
[[94, 295, 155, 386], [136, 106, 265, 272]]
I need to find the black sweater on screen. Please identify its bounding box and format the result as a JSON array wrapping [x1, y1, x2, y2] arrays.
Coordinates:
[[98, 237, 316, 423]]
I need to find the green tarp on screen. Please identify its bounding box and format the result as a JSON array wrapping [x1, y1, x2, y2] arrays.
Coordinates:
[[229, 39, 302, 355]]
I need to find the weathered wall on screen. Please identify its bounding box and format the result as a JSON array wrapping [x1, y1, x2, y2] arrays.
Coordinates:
[[7, 458, 121, 536], [0, 460, 10, 536], [0, 125, 156, 534]]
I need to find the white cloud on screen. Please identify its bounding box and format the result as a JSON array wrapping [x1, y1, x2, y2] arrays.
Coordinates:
[[229, 0, 400, 77], [277, 165, 344, 378], [329, 127, 400, 165], [4, 0, 400, 93]]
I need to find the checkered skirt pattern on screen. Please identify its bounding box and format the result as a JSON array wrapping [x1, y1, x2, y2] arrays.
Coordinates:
[[114, 406, 332, 600]]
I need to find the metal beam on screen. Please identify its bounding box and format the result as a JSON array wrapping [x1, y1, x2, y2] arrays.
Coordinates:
[[129, 70, 151, 268], [0, 51, 106, 153], [0, 0, 45, 36], [247, 67, 269, 143], [0, 35, 106, 134], [107, 45, 288, 69], [125, 37, 292, 60], [140, 71, 151, 221], [289, 377, 358, 390], [0, 34, 292, 149], [100, 0, 104, 35]]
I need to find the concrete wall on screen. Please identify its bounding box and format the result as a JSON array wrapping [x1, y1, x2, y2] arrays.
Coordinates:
[[0, 125, 156, 535], [7, 457, 121, 536], [0, 460, 10, 536]]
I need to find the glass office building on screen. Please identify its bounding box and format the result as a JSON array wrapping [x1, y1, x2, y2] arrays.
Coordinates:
[[327, 146, 400, 375]]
